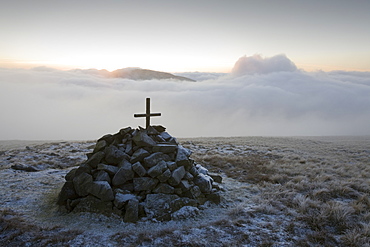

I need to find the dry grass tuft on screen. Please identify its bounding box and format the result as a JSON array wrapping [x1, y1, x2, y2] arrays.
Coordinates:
[[192, 153, 277, 184], [0, 209, 82, 246], [185, 137, 370, 246]]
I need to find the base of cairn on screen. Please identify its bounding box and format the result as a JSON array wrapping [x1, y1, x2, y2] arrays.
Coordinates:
[[57, 126, 222, 222]]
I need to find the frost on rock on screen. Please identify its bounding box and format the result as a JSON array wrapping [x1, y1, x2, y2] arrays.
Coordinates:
[[57, 126, 222, 222], [171, 206, 200, 220]]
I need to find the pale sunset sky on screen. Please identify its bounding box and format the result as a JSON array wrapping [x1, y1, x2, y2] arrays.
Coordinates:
[[1, 0, 370, 140], [1, 0, 369, 72]]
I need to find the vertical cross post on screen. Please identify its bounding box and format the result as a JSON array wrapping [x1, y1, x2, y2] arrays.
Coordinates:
[[134, 98, 161, 128]]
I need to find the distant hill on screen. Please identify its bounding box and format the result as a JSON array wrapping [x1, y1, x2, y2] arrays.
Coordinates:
[[111, 68, 196, 82], [75, 68, 196, 81]]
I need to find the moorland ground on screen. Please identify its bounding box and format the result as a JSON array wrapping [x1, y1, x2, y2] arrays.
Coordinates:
[[1, 136, 369, 246]]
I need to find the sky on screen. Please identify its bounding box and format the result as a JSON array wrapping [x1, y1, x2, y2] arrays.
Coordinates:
[[1, 0, 370, 72], [1, 1, 370, 140]]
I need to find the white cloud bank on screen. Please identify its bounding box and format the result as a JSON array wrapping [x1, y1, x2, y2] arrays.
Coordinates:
[[1, 54, 370, 140]]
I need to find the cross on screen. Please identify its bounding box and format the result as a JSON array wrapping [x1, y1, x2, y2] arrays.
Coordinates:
[[134, 98, 161, 128]]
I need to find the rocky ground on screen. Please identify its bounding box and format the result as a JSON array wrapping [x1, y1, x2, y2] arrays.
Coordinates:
[[1, 136, 370, 246]]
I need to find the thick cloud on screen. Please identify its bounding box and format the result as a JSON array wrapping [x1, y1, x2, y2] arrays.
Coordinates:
[[0, 59, 369, 140], [232, 54, 298, 76]]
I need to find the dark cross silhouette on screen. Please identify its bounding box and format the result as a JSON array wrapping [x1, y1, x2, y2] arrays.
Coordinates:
[[134, 98, 161, 128]]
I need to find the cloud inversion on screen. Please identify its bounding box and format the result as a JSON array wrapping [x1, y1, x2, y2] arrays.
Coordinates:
[[0, 55, 369, 140], [232, 54, 298, 76]]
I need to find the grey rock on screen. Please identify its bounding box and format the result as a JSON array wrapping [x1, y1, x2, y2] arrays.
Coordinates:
[[185, 185, 202, 199], [132, 161, 147, 177], [153, 183, 175, 194], [75, 163, 92, 177], [11, 164, 38, 172], [89, 181, 114, 201], [124, 198, 139, 223], [152, 144, 177, 154], [196, 164, 209, 175], [57, 181, 78, 205], [114, 193, 137, 209], [130, 148, 150, 163], [125, 140, 133, 155], [73, 172, 93, 197], [157, 169, 171, 183], [85, 151, 105, 169], [170, 197, 198, 212], [119, 183, 134, 192], [147, 126, 159, 135], [189, 166, 200, 177], [176, 145, 192, 168], [97, 163, 119, 176], [179, 179, 192, 191], [95, 170, 111, 184], [152, 125, 166, 133], [171, 206, 199, 220], [112, 162, 134, 187], [93, 140, 107, 153], [209, 173, 223, 183], [168, 166, 186, 186], [132, 130, 156, 147], [206, 192, 221, 204], [166, 161, 177, 171], [119, 127, 132, 136], [98, 134, 115, 145], [159, 131, 172, 141], [194, 174, 213, 194], [184, 172, 194, 180], [133, 177, 159, 191], [147, 160, 167, 178], [167, 137, 178, 145], [105, 145, 129, 165], [65, 168, 77, 181], [72, 195, 113, 215], [144, 152, 170, 168], [144, 193, 179, 221], [118, 159, 132, 168]]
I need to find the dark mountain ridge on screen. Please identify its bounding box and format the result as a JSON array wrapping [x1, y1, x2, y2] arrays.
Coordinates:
[[74, 68, 196, 82]]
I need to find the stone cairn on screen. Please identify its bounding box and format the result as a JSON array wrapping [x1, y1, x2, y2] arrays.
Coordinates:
[[57, 125, 222, 222]]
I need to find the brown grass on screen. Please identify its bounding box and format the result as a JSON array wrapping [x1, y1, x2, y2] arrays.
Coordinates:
[[0, 209, 82, 246], [182, 137, 370, 246]]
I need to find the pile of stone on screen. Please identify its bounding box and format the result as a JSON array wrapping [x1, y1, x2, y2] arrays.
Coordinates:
[[57, 126, 222, 222]]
